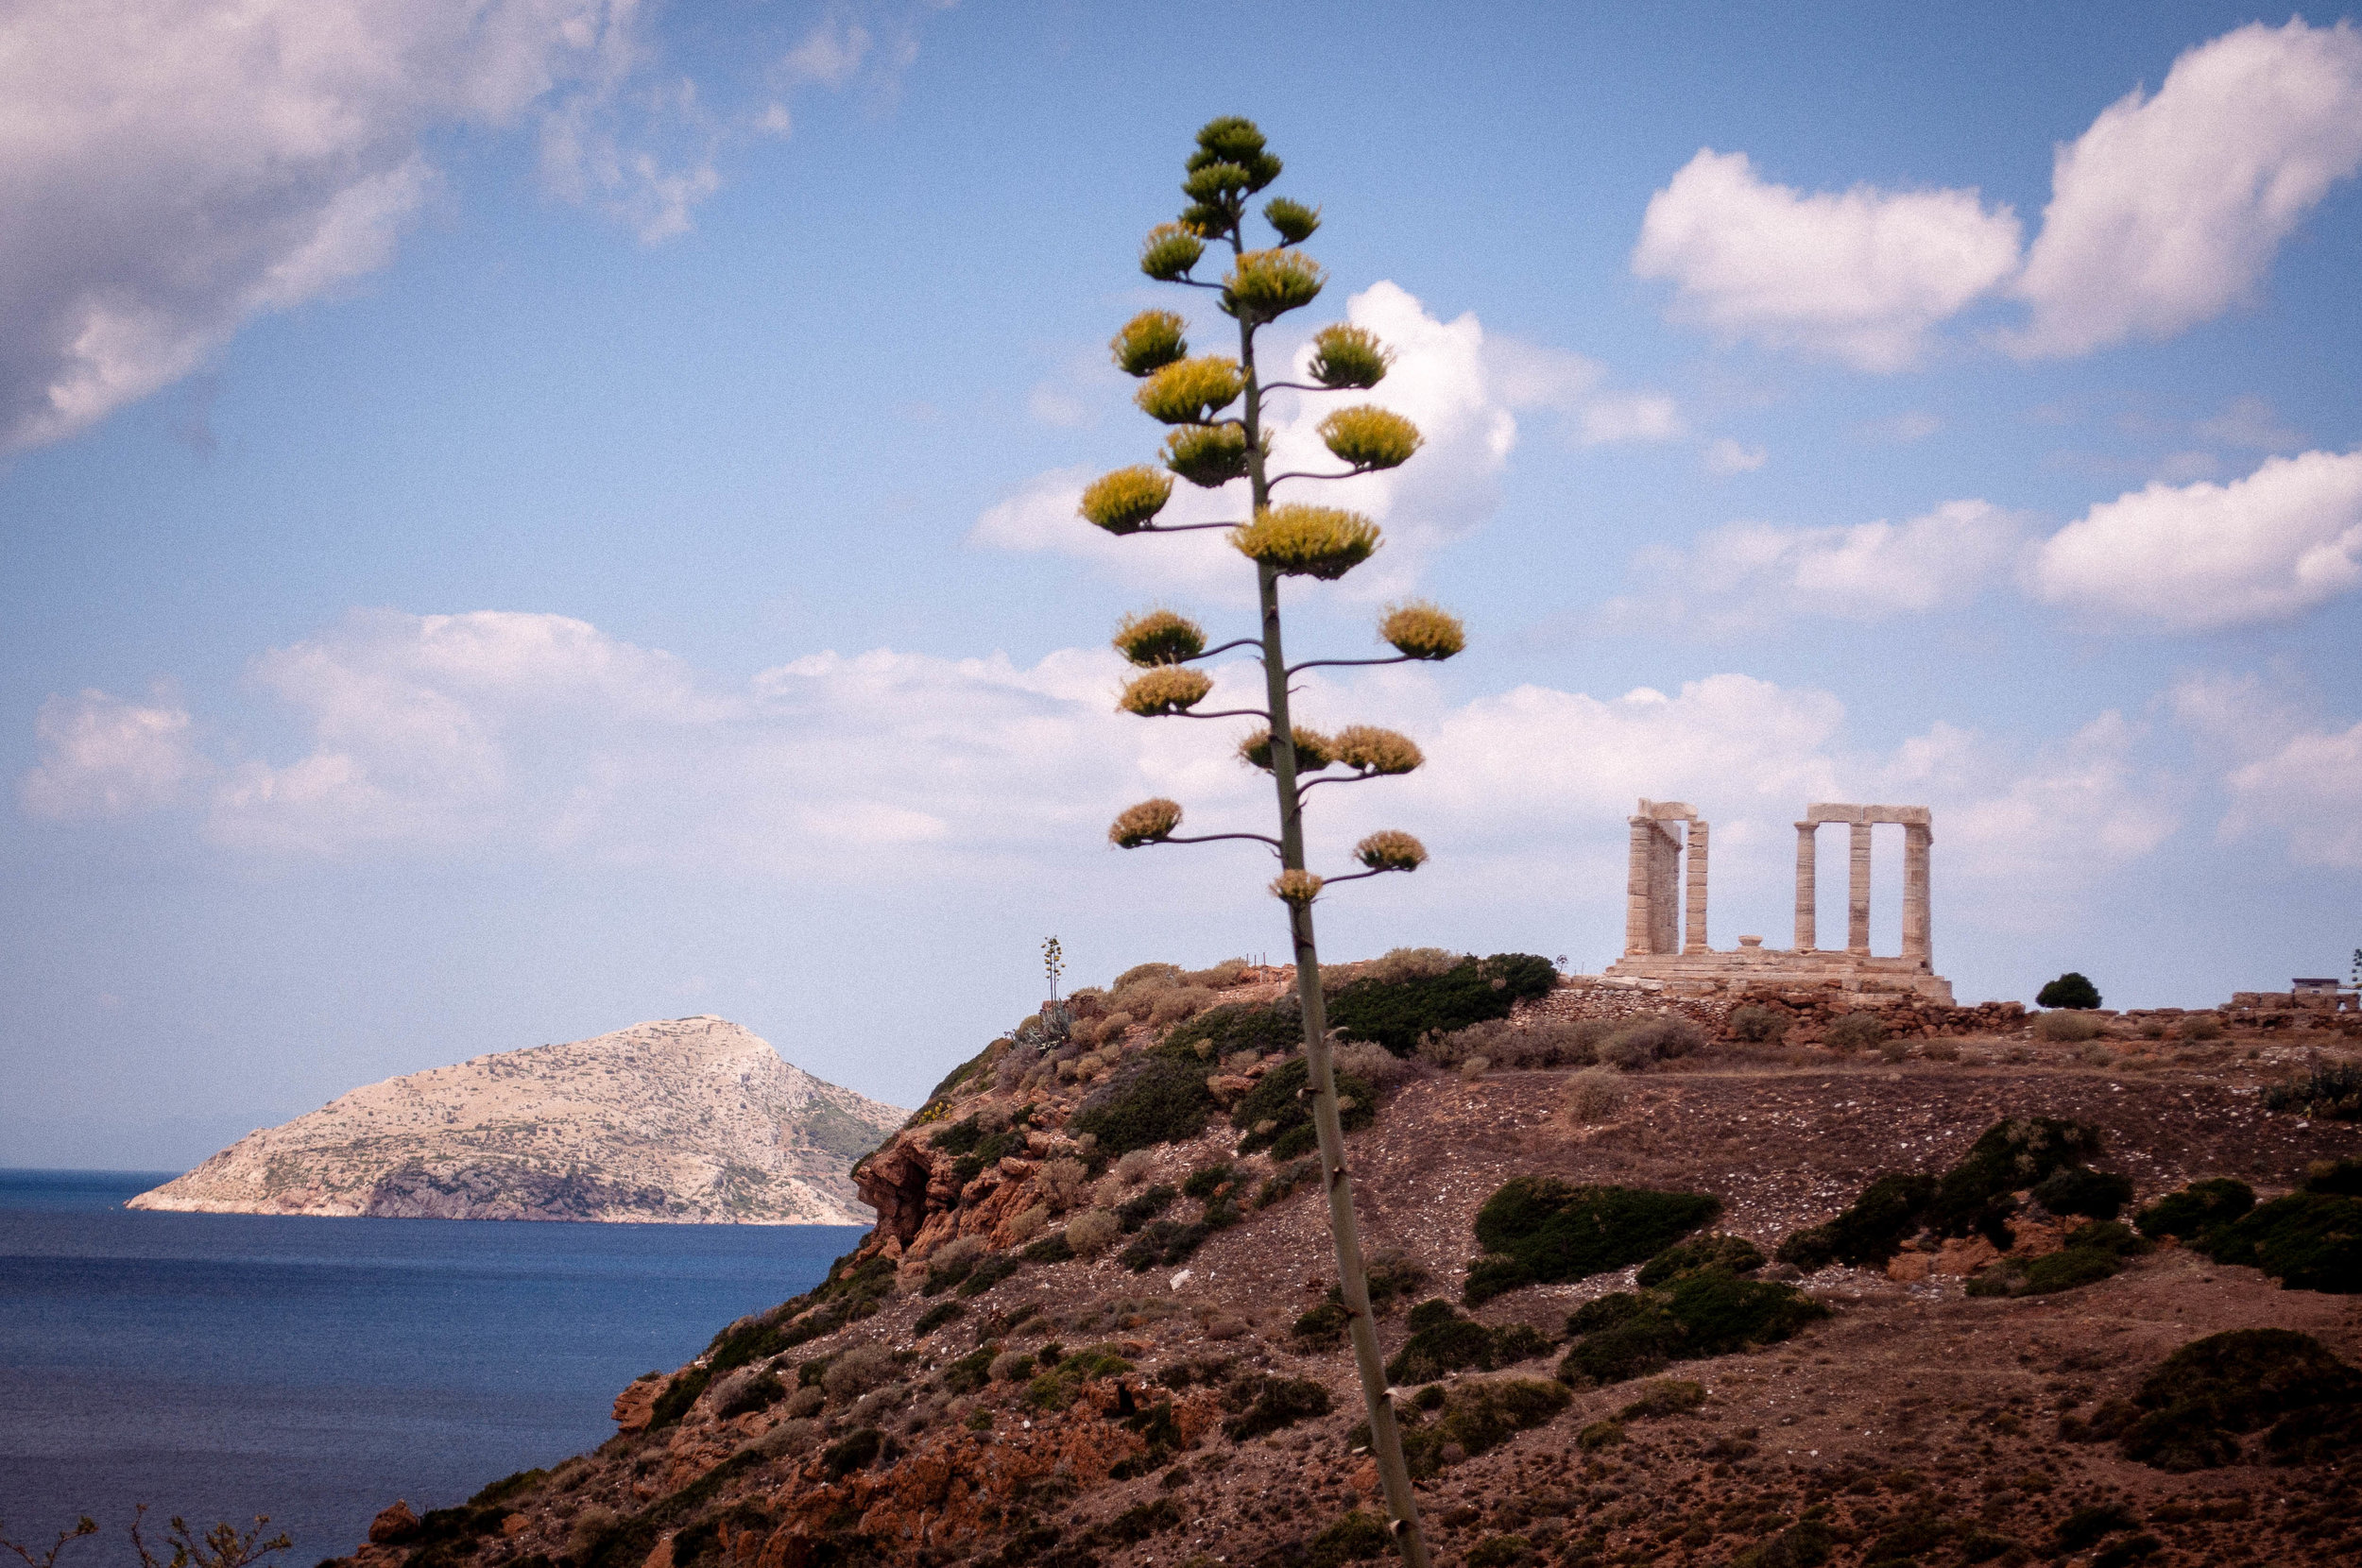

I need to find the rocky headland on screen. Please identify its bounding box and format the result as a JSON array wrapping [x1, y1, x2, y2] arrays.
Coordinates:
[[129, 1016, 904, 1224], [334, 956, 2362, 1568]]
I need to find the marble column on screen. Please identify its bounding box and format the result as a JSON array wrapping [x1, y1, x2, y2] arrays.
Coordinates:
[[1903, 823, 1932, 967], [1793, 823, 1817, 952], [1683, 820, 1710, 954], [1624, 816, 1652, 956], [1847, 822, 1873, 955], [1650, 827, 1680, 955]]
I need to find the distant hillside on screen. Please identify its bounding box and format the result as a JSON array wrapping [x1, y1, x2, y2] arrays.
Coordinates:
[[128, 1017, 905, 1224]]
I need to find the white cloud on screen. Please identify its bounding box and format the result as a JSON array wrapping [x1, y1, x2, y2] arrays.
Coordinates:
[[21, 611, 2195, 941], [1601, 499, 2023, 631], [1484, 337, 1683, 447], [778, 15, 873, 89], [2171, 671, 2362, 868], [1631, 149, 2022, 371], [2220, 723, 2362, 868], [1703, 437, 1767, 475], [2027, 450, 2362, 629], [1025, 383, 1091, 428], [0, 0, 718, 452], [2010, 20, 2362, 358], [19, 690, 205, 820], [1634, 22, 2362, 369], [2195, 395, 2303, 453], [972, 281, 1521, 601]]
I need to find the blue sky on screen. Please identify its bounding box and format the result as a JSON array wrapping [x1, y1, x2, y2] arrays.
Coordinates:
[[5, 2, 2358, 1167]]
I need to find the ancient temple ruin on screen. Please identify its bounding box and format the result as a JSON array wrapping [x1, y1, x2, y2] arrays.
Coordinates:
[[1604, 799, 1955, 1002]]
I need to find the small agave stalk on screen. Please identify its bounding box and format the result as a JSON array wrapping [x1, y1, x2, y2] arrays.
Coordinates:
[[1076, 116, 1470, 1568]]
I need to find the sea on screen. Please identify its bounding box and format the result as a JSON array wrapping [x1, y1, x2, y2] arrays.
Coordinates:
[[0, 1170, 860, 1565]]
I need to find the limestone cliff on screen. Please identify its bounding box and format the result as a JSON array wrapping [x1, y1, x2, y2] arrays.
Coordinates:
[[128, 1016, 905, 1223]]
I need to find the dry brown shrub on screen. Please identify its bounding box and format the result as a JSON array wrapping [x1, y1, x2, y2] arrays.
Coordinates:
[[564, 1507, 619, 1559], [1459, 1057, 1490, 1081], [1004, 1204, 1049, 1243], [782, 1384, 824, 1419], [1036, 1157, 1088, 1212], [1149, 985, 1217, 1027], [823, 1342, 899, 1402], [1065, 1207, 1121, 1256], [1565, 1069, 1625, 1124], [1115, 1149, 1155, 1185], [1183, 958, 1250, 988], [1424, 1016, 1600, 1070], [2033, 1010, 2104, 1043], [1334, 1038, 1419, 1087]]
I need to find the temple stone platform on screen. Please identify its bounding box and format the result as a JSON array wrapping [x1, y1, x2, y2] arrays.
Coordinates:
[[1600, 797, 1957, 1005]]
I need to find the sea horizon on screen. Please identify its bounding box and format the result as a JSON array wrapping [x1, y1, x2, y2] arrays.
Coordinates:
[[0, 1168, 856, 1563]]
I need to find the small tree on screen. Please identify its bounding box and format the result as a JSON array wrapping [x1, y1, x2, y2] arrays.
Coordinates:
[[1079, 115, 1461, 1568], [2038, 972, 2102, 1010]]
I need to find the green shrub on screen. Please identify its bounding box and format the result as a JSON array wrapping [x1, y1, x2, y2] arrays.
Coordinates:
[[1100, 1498, 1183, 1544], [2031, 1166, 2134, 1221], [1160, 1001, 1303, 1062], [1381, 1300, 1552, 1384], [1255, 1154, 1319, 1209], [1776, 1173, 1937, 1271], [2198, 1192, 2362, 1292], [1390, 1377, 1569, 1475], [913, 1300, 965, 1338], [956, 1253, 1022, 1298], [1306, 1512, 1391, 1568], [1121, 1215, 1223, 1270], [1726, 1004, 1789, 1044], [2264, 1062, 2362, 1121], [1824, 1013, 1884, 1052], [1731, 1521, 1833, 1568], [2037, 972, 2101, 1010], [2305, 1157, 2362, 1196], [1292, 1302, 1349, 1349], [1925, 1116, 2103, 1236], [714, 1369, 785, 1418], [2134, 1177, 2254, 1239], [1117, 1185, 1177, 1231], [1327, 953, 1557, 1057], [1464, 1536, 1534, 1568], [821, 1427, 884, 1477], [1070, 1056, 1214, 1154], [1556, 1270, 1824, 1387], [1181, 1162, 1233, 1200], [941, 1346, 996, 1395], [1465, 1177, 1720, 1302], [1232, 1054, 1376, 1158], [2115, 1328, 2362, 1471], [1637, 1233, 1764, 1287], [2052, 1505, 2134, 1552], [1222, 1375, 1332, 1440], [1021, 1233, 1073, 1265], [1966, 1246, 2129, 1298]]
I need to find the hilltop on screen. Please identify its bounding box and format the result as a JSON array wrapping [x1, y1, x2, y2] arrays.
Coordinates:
[[334, 956, 2362, 1568], [129, 1016, 904, 1224]]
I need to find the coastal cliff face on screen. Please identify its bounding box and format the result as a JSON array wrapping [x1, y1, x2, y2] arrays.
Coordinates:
[[331, 965, 2362, 1568], [128, 1016, 904, 1224]]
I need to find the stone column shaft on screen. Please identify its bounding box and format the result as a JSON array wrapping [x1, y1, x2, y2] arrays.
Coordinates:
[[1903, 823, 1932, 967], [1623, 818, 1651, 957], [1682, 820, 1709, 954], [1847, 822, 1873, 955], [1794, 824, 1817, 952], [1650, 827, 1680, 955]]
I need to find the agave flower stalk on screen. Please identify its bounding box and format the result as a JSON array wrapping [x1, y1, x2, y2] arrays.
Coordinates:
[[1077, 116, 1475, 1568]]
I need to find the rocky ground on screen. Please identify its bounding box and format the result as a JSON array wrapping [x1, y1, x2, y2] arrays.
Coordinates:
[[336, 974, 2362, 1568], [130, 1016, 904, 1223]]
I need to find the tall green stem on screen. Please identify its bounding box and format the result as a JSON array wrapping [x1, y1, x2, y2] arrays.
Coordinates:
[[1237, 287, 1431, 1568]]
